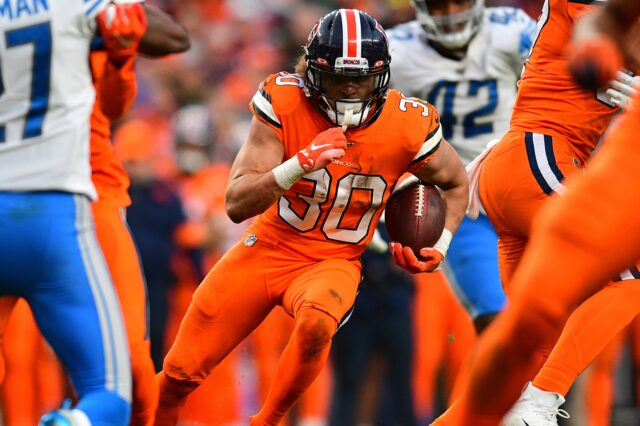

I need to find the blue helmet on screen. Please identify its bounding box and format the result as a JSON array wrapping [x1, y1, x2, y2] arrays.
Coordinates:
[[304, 9, 391, 128]]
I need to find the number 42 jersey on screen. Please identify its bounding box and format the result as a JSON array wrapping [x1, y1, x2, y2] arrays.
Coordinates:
[[249, 72, 444, 262], [388, 7, 536, 165], [0, 0, 107, 198]]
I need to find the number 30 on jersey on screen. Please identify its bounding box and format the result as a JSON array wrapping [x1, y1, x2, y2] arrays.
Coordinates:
[[278, 170, 387, 244]]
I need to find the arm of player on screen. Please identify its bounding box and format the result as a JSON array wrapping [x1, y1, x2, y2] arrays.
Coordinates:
[[225, 118, 347, 223], [570, 0, 640, 90], [137, 5, 191, 57], [390, 140, 469, 273], [99, 57, 137, 120]]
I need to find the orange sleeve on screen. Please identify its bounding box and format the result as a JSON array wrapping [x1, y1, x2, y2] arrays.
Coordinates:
[[99, 56, 137, 121], [407, 102, 443, 174]]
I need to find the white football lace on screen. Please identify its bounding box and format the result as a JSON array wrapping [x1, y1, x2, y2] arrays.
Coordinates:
[[535, 406, 569, 425], [415, 185, 424, 217]]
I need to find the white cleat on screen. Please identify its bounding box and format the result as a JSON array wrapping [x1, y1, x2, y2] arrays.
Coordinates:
[[501, 382, 570, 426]]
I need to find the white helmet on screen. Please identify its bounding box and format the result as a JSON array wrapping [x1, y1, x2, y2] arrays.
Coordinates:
[[411, 0, 484, 50]]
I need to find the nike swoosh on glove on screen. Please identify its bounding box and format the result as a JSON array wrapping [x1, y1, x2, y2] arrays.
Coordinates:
[[297, 127, 348, 173], [98, 3, 148, 65]]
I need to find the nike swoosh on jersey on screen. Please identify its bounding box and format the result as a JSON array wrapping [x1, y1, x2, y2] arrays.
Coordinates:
[[310, 142, 332, 151]]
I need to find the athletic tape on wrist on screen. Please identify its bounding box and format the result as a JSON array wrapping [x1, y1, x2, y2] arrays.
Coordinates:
[[272, 156, 306, 190], [433, 228, 453, 257]]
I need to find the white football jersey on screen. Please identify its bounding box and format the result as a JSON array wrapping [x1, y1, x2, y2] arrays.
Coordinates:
[[0, 0, 108, 198], [389, 7, 536, 165]]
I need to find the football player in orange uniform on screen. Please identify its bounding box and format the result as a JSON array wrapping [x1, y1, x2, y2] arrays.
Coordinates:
[[432, 0, 640, 424], [0, 3, 190, 425], [155, 8, 469, 426], [90, 4, 189, 425]]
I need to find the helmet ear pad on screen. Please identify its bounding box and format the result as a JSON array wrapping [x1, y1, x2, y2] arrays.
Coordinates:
[[304, 9, 392, 128]]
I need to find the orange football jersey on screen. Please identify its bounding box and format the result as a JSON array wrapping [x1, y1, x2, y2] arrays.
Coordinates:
[[248, 72, 443, 262], [90, 51, 135, 207], [511, 0, 614, 162]]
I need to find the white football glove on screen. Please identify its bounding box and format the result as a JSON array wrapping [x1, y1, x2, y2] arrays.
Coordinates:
[[597, 71, 640, 109]]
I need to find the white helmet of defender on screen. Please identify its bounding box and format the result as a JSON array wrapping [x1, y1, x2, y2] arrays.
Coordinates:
[[411, 0, 485, 50]]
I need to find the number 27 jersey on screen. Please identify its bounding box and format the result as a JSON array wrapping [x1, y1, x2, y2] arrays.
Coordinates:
[[249, 72, 443, 262]]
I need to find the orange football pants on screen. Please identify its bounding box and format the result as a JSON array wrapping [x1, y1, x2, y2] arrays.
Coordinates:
[[478, 129, 640, 369], [93, 199, 158, 426], [412, 272, 475, 423], [1, 299, 66, 425], [156, 234, 361, 426], [252, 307, 331, 425], [435, 106, 640, 424]]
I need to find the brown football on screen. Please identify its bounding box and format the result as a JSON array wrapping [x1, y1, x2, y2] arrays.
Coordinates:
[[385, 181, 446, 253]]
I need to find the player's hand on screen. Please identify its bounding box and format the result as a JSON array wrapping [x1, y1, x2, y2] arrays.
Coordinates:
[[97, 3, 148, 65], [568, 34, 623, 91], [297, 128, 347, 173], [389, 242, 444, 274], [603, 71, 640, 109]]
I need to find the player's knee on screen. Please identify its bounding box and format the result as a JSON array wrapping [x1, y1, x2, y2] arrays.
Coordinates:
[[157, 371, 199, 403], [294, 309, 335, 362]]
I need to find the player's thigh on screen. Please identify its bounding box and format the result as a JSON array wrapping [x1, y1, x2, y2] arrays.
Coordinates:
[[28, 195, 130, 399], [92, 200, 147, 345], [479, 131, 582, 238], [165, 240, 274, 379], [444, 214, 506, 317], [281, 259, 361, 329]]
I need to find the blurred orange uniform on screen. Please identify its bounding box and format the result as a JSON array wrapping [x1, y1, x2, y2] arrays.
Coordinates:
[[433, 1, 640, 424], [171, 163, 244, 426], [90, 50, 159, 426], [156, 72, 444, 425]]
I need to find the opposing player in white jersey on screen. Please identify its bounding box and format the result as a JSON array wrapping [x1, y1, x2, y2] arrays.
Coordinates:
[[0, 1, 131, 425], [388, 0, 535, 332]]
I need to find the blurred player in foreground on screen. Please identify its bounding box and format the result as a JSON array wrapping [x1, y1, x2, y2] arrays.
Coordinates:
[[0, 0, 133, 424], [388, 0, 535, 333], [432, 0, 640, 424], [88, 3, 189, 425], [155, 8, 468, 426]]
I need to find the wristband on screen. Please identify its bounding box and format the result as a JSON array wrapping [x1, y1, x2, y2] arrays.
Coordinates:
[[433, 228, 453, 257], [272, 156, 306, 190]]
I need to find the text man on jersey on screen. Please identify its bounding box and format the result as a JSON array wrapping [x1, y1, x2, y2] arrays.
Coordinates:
[[388, 0, 535, 334], [154, 8, 468, 426]]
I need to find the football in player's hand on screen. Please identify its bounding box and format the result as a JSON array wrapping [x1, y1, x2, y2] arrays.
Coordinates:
[[385, 181, 446, 254]]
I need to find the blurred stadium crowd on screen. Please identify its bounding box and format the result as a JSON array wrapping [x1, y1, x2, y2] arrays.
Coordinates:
[[2, 1, 640, 425]]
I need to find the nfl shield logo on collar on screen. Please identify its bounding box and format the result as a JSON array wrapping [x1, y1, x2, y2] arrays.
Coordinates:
[[244, 233, 258, 247]]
